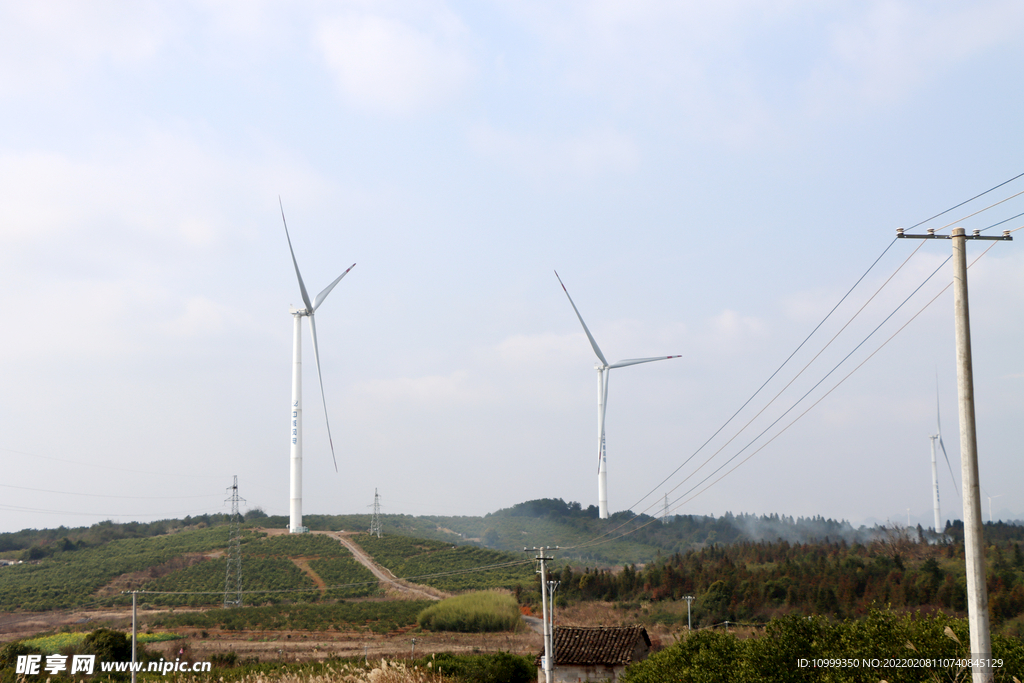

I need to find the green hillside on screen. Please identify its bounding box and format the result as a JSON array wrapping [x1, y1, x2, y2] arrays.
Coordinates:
[[0, 526, 531, 613], [3, 499, 1023, 622], [262, 499, 901, 565]]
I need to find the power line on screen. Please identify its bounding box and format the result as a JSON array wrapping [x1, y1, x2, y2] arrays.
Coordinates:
[[908, 188, 1024, 236], [0, 446, 227, 480], [0, 482, 222, 500], [618, 237, 927, 540], [597, 184, 1024, 547], [629, 238, 902, 514], [0, 503, 227, 518], [904, 171, 1024, 232], [568, 240, 1002, 551]]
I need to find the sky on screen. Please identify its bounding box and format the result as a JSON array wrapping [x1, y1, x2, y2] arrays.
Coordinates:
[[1, 1, 1022, 536]]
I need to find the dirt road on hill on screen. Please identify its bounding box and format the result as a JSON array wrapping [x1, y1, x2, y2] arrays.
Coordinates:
[[325, 532, 445, 601], [258, 527, 445, 600]]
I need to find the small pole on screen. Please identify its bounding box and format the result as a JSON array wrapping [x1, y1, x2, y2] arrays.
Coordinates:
[[547, 579, 560, 669], [528, 547, 556, 683], [131, 591, 137, 683], [683, 596, 694, 632]]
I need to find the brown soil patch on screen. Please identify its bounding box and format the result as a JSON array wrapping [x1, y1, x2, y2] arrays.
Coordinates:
[[95, 553, 214, 597], [291, 558, 327, 594], [0, 607, 543, 662]]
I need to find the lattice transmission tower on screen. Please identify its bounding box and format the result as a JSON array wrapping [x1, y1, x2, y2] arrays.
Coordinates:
[[369, 488, 383, 538], [224, 475, 245, 608]]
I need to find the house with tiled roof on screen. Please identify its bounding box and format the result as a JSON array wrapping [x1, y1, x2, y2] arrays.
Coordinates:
[[535, 625, 652, 683]]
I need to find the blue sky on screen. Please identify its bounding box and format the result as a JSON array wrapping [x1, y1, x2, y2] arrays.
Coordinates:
[[1, 1, 1022, 534]]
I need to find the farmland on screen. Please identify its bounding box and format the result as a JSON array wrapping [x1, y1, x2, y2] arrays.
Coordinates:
[[350, 536, 534, 593]]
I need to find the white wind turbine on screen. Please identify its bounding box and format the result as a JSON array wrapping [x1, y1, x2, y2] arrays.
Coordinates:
[[983, 489, 1002, 524], [280, 199, 355, 534], [929, 382, 958, 534], [555, 271, 681, 520]]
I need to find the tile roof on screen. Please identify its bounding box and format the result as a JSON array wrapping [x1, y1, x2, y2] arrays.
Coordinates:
[[537, 626, 651, 666]]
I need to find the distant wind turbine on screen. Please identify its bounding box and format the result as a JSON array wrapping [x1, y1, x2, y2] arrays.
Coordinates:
[[280, 199, 355, 534], [555, 271, 681, 520], [930, 379, 958, 534], [983, 489, 1003, 524]]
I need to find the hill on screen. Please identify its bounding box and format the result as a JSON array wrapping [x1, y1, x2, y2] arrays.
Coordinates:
[[5, 498, 1024, 569]]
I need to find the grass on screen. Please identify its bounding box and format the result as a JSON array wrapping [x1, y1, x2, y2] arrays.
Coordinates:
[[22, 631, 181, 653]]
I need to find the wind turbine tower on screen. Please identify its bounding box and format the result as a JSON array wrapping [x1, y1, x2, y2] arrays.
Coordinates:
[[280, 199, 355, 533], [556, 272, 681, 519], [929, 434, 941, 533]]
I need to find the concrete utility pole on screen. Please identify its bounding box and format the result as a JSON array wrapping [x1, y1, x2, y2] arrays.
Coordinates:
[[683, 595, 695, 632], [131, 591, 137, 683], [527, 547, 558, 683], [898, 226, 1012, 683]]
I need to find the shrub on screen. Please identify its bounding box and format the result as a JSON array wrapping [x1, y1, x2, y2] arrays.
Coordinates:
[[417, 591, 521, 632], [425, 652, 534, 683]]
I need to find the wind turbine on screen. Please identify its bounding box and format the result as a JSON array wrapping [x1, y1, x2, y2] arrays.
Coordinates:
[[280, 199, 355, 534], [555, 271, 681, 520], [930, 381, 958, 534], [983, 489, 1002, 524]]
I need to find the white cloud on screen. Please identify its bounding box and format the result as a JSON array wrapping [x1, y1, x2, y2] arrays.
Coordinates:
[[160, 296, 232, 339], [496, 0, 1024, 145], [316, 8, 473, 116], [469, 125, 639, 179], [807, 1, 1024, 116], [354, 371, 481, 406], [706, 309, 767, 347], [0, 2, 169, 95]]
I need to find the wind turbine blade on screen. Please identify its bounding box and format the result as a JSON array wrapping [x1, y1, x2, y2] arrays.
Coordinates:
[[313, 263, 356, 311], [554, 271, 609, 366], [610, 355, 682, 369], [938, 435, 959, 499], [308, 315, 338, 472], [280, 198, 313, 312]]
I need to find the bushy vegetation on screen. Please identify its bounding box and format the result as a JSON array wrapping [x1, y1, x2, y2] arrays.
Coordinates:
[[0, 516, 255, 562], [620, 610, 1024, 683], [353, 535, 533, 591], [149, 600, 431, 633], [141, 533, 380, 606], [417, 591, 522, 633], [0, 628, 162, 683], [22, 631, 179, 653], [0, 527, 231, 611], [307, 558, 381, 600], [370, 500, 914, 566], [248, 534, 350, 558], [415, 652, 534, 683], [552, 534, 1024, 634], [142, 557, 318, 606]]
